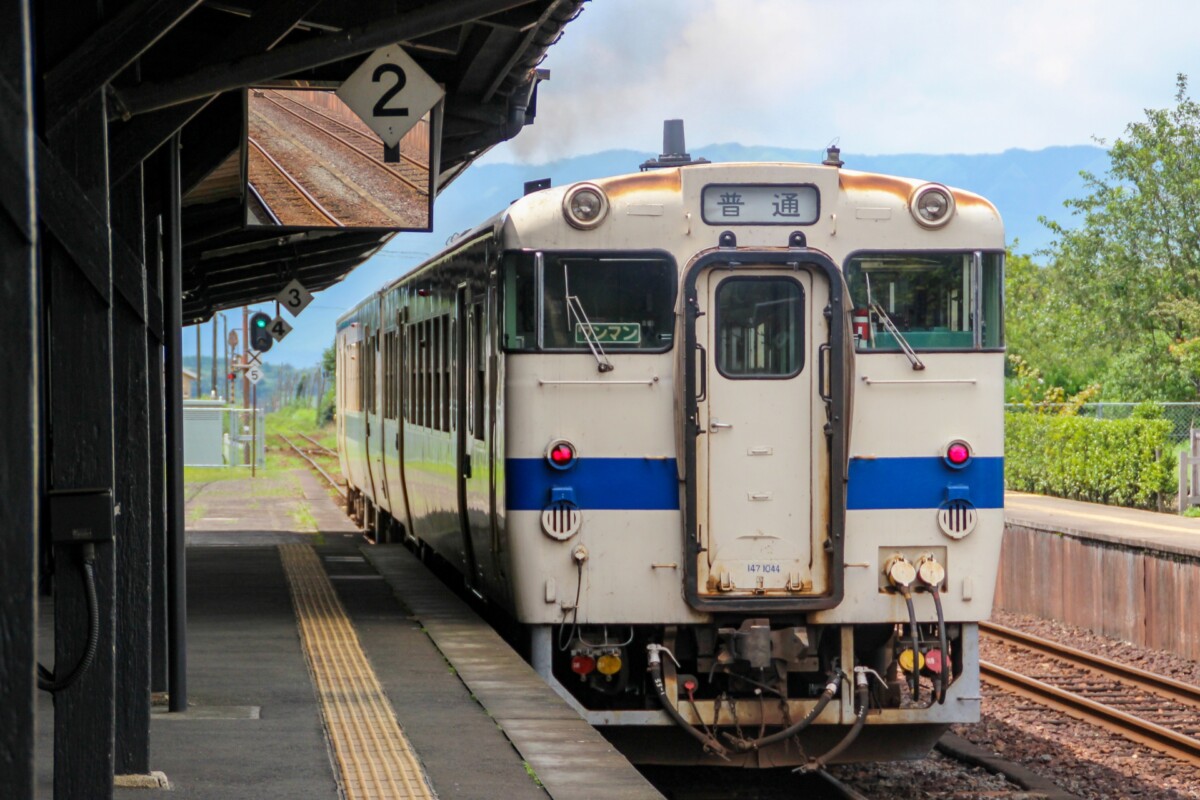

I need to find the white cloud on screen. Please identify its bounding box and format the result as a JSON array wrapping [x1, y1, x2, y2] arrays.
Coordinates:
[[485, 0, 1200, 162]]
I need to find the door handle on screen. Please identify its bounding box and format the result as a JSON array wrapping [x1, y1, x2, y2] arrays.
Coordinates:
[[818, 343, 832, 403], [695, 343, 708, 402], [709, 420, 733, 432]]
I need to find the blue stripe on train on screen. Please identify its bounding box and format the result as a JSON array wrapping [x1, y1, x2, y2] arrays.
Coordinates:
[[506, 458, 680, 511], [846, 456, 1004, 510]]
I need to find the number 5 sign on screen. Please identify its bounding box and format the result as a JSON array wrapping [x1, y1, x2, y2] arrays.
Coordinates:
[[337, 45, 444, 148], [275, 278, 313, 318]]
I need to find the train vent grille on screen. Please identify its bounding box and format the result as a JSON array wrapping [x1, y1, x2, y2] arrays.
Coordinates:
[[541, 500, 582, 540], [937, 499, 978, 539]]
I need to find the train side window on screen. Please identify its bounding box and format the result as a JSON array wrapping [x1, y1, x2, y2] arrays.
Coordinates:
[[714, 277, 804, 378], [423, 319, 433, 429], [501, 251, 676, 353], [845, 251, 1004, 351], [472, 301, 485, 440], [441, 315, 451, 433]]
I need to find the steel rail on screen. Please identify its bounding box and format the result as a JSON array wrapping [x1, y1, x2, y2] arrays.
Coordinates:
[[247, 137, 342, 226], [981, 621, 1200, 710], [295, 431, 337, 457], [980, 660, 1200, 767], [257, 91, 428, 195], [264, 89, 429, 171], [278, 433, 345, 499]]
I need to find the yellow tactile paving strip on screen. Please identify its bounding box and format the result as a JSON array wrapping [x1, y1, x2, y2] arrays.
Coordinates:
[[279, 544, 435, 800]]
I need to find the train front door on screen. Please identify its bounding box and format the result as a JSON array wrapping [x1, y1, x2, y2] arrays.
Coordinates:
[[694, 267, 831, 601]]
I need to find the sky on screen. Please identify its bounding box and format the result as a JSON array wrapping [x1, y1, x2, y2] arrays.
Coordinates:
[[191, 0, 1200, 381], [485, 0, 1200, 163]]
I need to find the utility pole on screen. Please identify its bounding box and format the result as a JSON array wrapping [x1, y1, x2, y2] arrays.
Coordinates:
[[222, 314, 228, 403], [241, 306, 249, 409], [194, 322, 202, 397], [211, 316, 217, 398]]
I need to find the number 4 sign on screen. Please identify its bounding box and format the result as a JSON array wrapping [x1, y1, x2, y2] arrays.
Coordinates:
[[275, 278, 313, 317], [269, 315, 293, 342]]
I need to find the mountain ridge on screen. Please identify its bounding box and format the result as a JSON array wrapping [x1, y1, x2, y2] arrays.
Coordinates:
[[235, 142, 1112, 368]]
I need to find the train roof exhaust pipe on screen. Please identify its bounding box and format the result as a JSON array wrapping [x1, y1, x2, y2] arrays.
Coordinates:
[[640, 119, 710, 171]]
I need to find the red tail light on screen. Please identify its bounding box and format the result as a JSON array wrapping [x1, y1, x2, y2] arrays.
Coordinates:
[[571, 654, 595, 675], [945, 440, 971, 468], [546, 439, 577, 470]]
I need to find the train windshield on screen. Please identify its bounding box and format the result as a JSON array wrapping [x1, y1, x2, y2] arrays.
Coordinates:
[[845, 251, 1004, 351], [502, 252, 677, 352]]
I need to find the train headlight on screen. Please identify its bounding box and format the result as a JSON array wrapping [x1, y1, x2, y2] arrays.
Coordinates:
[[546, 439, 578, 470], [563, 183, 609, 229], [944, 439, 972, 469], [910, 183, 955, 228]]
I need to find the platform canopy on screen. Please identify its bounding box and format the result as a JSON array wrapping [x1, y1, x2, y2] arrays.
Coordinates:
[[89, 0, 584, 321]]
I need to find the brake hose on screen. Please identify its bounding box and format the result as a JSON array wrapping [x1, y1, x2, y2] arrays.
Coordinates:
[[726, 671, 842, 751], [646, 644, 729, 758], [38, 544, 100, 693], [931, 586, 949, 704], [902, 588, 921, 700], [800, 667, 871, 772]]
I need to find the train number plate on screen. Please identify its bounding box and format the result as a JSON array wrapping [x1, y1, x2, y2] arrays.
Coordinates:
[[745, 563, 782, 574]]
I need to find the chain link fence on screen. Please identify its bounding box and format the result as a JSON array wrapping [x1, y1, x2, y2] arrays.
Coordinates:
[[1005, 402, 1200, 446]]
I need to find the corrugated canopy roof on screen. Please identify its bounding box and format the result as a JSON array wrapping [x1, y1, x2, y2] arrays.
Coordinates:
[[101, 0, 583, 321]]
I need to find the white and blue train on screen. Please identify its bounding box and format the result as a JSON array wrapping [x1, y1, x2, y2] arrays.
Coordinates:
[[336, 128, 1005, 767]]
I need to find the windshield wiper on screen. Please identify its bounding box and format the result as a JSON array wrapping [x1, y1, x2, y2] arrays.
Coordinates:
[[564, 265, 614, 373], [864, 274, 923, 371]]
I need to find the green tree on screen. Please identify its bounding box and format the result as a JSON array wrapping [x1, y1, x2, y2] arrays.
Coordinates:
[[318, 342, 336, 424], [1038, 74, 1200, 400]]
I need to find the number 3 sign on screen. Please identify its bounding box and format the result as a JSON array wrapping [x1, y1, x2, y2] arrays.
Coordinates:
[[275, 279, 313, 318]]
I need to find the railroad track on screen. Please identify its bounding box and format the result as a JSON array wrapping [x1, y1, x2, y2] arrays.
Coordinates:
[[980, 620, 1200, 767], [277, 432, 345, 500], [295, 431, 337, 457], [258, 90, 429, 195], [247, 137, 342, 227]]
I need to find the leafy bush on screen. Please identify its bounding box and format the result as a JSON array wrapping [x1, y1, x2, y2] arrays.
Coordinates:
[[1005, 412, 1174, 509]]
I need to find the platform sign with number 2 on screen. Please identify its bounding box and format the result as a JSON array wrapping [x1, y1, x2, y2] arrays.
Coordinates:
[[276, 279, 313, 318]]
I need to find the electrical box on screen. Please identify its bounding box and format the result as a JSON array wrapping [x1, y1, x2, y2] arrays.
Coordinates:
[[49, 488, 114, 544]]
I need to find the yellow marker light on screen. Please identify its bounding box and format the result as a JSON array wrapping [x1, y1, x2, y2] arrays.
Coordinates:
[[898, 649, 925, 674], [596, 653, 622, 676]]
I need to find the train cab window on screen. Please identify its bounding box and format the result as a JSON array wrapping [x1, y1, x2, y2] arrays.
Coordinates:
[[845, 251, 1005, 351], [714, 277, 804, 378], [502, 251, 676, 352]]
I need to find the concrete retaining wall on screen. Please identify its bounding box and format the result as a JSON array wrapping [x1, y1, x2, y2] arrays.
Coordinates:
[[994, 524, 1200, 662]]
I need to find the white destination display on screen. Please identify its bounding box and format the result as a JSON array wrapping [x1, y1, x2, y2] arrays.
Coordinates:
[[337, 44, 445, 148], [700, 184, 819, 225], [276, 278, 313, 317]]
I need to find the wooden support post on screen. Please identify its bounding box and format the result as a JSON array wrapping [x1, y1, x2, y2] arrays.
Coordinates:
[[148, 177, 170, 694], [111, 167, 153, 775], [162, 133, 188, 713], [0, 2, 39, 797], [45, 88, 117, 798]]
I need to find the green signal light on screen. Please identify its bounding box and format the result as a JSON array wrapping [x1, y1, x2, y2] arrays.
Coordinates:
[[255, 318, 267, 327]]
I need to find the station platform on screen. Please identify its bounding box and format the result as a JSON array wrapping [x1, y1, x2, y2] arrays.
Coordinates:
[[998, 490, 1200, 663], [1005, 490, 1200, 558], [37, 468, 661, 799]]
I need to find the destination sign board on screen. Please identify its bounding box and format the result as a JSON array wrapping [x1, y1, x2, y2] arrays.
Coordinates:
[[700, 184, 819, 225]]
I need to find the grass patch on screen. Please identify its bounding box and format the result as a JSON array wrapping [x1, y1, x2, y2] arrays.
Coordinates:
[[291, 501, 318, 532], [187, 503, 206, 523], [184, 466, 238, 485], [522, 761, 543, 788]]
